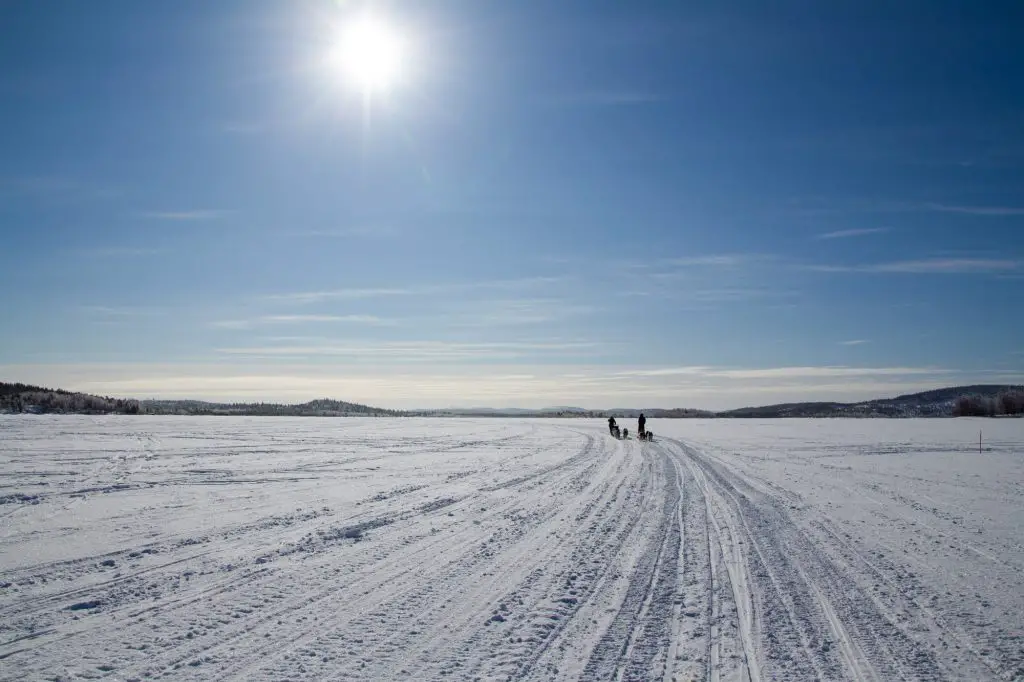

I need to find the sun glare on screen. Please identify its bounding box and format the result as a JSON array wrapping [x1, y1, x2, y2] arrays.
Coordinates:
[[331, 14, 405, 94]]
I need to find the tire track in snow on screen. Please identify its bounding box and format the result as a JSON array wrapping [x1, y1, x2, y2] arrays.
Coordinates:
[[615, 445, 684, 682], [808, 519, 1011, 680], [579, 445, 682, 681], [2, 420, 578, 679], [5, 418, 1015, 682], [200, 425, 611, 681], [674, 442, 758, 682], [669, 437, 952, 681]]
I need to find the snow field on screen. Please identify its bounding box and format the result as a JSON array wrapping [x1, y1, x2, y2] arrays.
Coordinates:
[[0, 415, 1022, 680]]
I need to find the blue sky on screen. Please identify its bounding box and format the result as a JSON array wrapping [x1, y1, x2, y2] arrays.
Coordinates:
[[1, 0, 1022, 409]]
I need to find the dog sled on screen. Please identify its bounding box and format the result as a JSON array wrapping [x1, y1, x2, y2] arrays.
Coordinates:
[[608, 424, 654, 442]]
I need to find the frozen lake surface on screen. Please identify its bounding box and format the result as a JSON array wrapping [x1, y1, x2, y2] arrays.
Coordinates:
[[1, 416, 1022, 680]]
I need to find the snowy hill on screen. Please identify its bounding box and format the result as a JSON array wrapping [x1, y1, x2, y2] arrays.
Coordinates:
[[0, 382, 140, 414], [718, 384, 1024, 418], [139, 398, 402, 417]]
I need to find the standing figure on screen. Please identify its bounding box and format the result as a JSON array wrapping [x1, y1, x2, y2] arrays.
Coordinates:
[[608, 415, 617, 436], [638, 413, 646, 438]]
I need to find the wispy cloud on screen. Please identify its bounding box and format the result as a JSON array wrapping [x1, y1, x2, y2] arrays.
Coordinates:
[[288, 226, 397, 238], [611, 367, 714, 378], [665, 254, 764, 267], [265, 277, 567, 304], [688, 287, 788, 303], [216, 340, 602, 361], [619, 286, 793, 305], [221, 121, 264, 135], [261, 315, 390, 325], [840, 339, 870, 346], [477, 276, 567, 290], [449, 299, 597, 327], [213, 314, 395, 330], [265, 288, 416, 304], [717, 366, 953, 379], [140, 210, 228, 221], [808, 258, 1021, 274], [78, 306, 162, 317], [611, 365, 949, 380], [925, 203, 1024, 216], [783, 197, 1024, 218], [615, 254, 792, 304], [81, 247, 163, 258], [622, 253, 772, 276], [816, 227, 888, 240]]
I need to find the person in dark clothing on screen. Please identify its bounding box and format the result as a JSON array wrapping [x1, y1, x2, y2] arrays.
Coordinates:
[[638, 413, 646, 437], [608, 416, 617, 436]]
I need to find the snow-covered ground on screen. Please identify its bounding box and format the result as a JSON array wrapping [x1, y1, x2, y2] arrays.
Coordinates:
[[1, 416, 1021, 681]]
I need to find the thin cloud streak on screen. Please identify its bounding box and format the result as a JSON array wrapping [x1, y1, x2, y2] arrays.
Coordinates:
[[79, 306, 163, 317], [265, 277, 567, 304], [213, 315, 395, 330], [288, 226, 398, 238], [81, 247, 163, 258], [140, 210, 228, 221], [926, 203, 1024, 216], [611, 367, 714, 377], [783, 198, 1024, 218], [621, 253, 768, 271], [807, 258, 1021, 274], [616, 253, 793, 304], [816, 228, 888, 240], [221, 121, 264, 135], [611, 365, 950, 380], [265, 288, 416, 304], [215, 341, 603, 361], [840, 340, 870, 346], [665, 254, 766, 267], [448, 299, 597, 327]]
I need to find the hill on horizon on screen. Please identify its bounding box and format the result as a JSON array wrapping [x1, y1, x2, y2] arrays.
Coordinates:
[[717, 384, 1024, 418]]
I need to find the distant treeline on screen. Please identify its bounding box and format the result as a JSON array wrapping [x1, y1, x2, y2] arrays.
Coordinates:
[[1, 383, 141, 414], [3, 381, 1023, 418], [0, 383, 399, 416], [717, 384, 1024, 418], [141, 398, 403, 417], [952, 391, 1024, 417]]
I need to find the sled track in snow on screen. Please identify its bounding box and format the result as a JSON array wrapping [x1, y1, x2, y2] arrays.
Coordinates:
[[2, 417, 1020, 681], [669, 438, 941, 681], [578, 445, 682, 682]]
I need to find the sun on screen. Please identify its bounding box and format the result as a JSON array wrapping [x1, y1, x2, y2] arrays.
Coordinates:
[[330, 14, 405, 94]]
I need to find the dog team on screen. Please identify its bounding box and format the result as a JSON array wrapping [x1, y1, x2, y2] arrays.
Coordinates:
[[607, 413, 652, 441]]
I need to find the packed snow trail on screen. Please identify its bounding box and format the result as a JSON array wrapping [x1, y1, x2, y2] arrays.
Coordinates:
[[1, 416, 1022, 680]]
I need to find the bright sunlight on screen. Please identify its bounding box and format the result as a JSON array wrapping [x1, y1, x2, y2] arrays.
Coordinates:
[[330, 13, 405, 94]]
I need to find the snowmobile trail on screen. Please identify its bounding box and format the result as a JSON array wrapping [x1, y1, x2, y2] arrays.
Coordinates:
[[1, 416, 1021, 680]]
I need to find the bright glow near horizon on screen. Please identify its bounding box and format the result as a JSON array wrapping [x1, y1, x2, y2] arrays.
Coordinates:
[[330, 13, 405, 94]]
